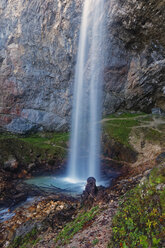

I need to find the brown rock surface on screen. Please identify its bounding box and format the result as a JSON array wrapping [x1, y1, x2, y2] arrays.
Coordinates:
[[0, 196, 78, 248]]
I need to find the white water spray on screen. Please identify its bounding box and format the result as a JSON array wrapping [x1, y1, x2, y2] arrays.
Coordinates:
[[68, 0, 105, 181]]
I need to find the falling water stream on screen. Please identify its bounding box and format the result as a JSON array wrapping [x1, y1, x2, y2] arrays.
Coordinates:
[[68, 0, 105, 182], [1, 1, 118, 224], [24, 0, 113, 195]]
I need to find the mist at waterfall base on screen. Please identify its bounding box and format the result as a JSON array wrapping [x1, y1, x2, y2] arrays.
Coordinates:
[[25, 170, 118, 196], [25, 0, 117, 195]]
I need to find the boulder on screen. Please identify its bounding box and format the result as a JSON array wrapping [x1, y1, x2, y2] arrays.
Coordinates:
[[3, 157, 18, 171], [81, 177, 108, 207]]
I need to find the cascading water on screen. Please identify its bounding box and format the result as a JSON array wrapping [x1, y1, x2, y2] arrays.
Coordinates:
[[25, 1, 119, 193], [68, 0, 105, 182]]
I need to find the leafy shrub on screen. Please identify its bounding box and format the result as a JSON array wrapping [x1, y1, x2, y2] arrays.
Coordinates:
[[108, 166, 165, 248]]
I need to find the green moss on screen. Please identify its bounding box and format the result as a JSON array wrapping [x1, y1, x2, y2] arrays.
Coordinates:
[[108, 165, 165, 248], [138, 116, 154, 122], [0, 132, 17, 140], [21, 132, 69, 148], [149, 166, 165, 186], [9, 227, 40, 248], [103, 112, 165, 149], [105, 112, 146, 119], [92, 238, 99, 245], [105, 119, 140, 127], [0, 132, 69, 168], [104, 125, 131, 147], [144, 128, 162, 142], [103, 118, 139, 148], [54, 206, 99, 246]]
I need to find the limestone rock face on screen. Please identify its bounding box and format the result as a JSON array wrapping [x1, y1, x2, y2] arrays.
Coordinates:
[[0, 0, 165, 133], [0, 0, 82, 133], [104, 0, 165, 114]]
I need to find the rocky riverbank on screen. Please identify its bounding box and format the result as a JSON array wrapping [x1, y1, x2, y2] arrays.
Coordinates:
[[1, 166, 161, 248], [0, 112, 164, 207], [0, 194, 79, 248], [0, 132, 69, 207], [0, 169, 146, 248]]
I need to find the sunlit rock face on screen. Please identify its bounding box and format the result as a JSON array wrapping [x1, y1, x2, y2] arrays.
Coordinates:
[[0, 0, 83, 133], [0, 0, 165, 133]]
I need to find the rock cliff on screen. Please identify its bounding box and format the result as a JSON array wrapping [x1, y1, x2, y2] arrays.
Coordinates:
[[0, 0, 165, 133], [104, 0, 165, 114], [0, 0, 82, 133]]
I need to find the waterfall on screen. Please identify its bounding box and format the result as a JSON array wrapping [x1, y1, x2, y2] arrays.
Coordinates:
[[68, 0, 105, 182]]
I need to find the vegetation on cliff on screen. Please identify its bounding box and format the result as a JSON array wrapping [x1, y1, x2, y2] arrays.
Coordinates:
[[0, 132, 69, 174], [108, 165, 165, 248], [103, 112, 164, 148]]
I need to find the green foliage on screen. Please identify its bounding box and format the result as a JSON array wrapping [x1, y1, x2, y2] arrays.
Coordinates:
[[9, 227, 40, 248], [103, 112, 165, 148], [54, 206, 99, 246], [103, 118, 139, 147], [108, 166, 165, 248], [105, 112, 146, 119], [0, 132, 69, 167], [143, 128, 162, 143], [21, 132, 69, 148], [138, 116, 154, 122], [92, 238, 99, 245]]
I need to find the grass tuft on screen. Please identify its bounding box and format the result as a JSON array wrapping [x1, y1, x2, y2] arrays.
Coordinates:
[[9, 227, 40, 248], [54, 206, 99, 246]]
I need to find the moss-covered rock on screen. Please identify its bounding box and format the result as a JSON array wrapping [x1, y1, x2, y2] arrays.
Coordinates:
[[102, 112, 165, 167], [0, 132, 69, 177], [9, 227, 40, 248]]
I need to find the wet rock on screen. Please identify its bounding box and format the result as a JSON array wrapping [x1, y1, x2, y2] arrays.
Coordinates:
[[0, 170, 44, 208], [81, 177, 98, 207], [12, 193, 27, 206], [0, 196, 78, 247], [27, 163, 35, 171], [84, 177, 98, 196], [81, 177, 108, 208]]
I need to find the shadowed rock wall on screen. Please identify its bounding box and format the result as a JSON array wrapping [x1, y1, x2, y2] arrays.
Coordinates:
[[0, 0, 165, 133], [103, 0, 165, 114]]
